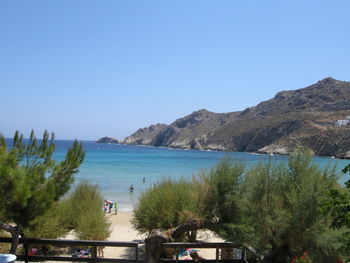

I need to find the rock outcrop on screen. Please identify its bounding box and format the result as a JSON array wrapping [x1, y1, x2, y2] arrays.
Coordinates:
[[96, 136, 120, 144], [122, 77, 350, 158], [123, 123, 168, 145]]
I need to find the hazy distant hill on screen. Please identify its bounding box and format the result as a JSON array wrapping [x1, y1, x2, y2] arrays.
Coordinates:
[[122, 77, 350, 158]]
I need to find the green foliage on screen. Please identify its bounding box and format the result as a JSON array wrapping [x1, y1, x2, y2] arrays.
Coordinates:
[[0, 130, 85, 233], [192, 159, 248, 240], [200, 159, 245, 222], [23, 182, 110, 241], [134, 150, 346, 261], [323, 188, 350, 229], [65, 181, 111, 240], [23, 202, 70, 239], [132, 178, 196, 234], [238, 150, 339, 262], [322, 162, 350, 258]]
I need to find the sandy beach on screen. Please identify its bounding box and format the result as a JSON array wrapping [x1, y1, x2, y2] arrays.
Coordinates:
[[103, 211, 146, 259], [102, 211, 223, 259]]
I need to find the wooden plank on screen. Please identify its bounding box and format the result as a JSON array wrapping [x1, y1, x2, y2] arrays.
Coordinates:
[[161, 260, 244, 263], [16, 255, 143, 263], [0, 237, 138, 247], [162, 242, 236, 249]]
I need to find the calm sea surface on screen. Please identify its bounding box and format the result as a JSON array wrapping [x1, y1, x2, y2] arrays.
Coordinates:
[[9, 140, 350, 211]]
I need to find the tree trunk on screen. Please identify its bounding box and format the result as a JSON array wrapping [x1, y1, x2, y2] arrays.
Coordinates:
[[144, 230, 172, 263], [144, 219, 206, 263], [263, 242, 291, 263], [0, 221, 20, 254]]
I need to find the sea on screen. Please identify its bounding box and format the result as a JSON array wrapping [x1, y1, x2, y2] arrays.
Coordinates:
[[7, 139, 350, 211]]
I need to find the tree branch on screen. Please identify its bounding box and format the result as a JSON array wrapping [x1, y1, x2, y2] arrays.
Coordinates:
[[0, 221, 20, 254]]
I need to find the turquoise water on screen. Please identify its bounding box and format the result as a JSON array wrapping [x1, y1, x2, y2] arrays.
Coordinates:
[[47, 140, 350, 211]]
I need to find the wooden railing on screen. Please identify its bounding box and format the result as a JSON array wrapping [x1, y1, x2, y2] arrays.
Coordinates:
[[0, 237, 141, 263], [0, 237, 262, 263], [161, 242, 248, 263]]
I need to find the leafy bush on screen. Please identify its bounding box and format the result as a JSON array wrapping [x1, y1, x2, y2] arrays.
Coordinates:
[[133, 150, 348, 262], [236, 150, 340, 262], [65, 181, 111, 240], [192, 159, 247, 240], [23, 202, 70, 238], [132, 178, 197, 234], [24, 182, 110, 241]]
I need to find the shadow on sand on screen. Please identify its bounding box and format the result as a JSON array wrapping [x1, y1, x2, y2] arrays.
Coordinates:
[[119, 239, 145, 260]]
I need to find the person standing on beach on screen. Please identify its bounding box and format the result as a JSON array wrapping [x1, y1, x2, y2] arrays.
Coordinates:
[[108, 201, 113, 213], [114, 201, 118, 215], [103, 200, 108, 214]]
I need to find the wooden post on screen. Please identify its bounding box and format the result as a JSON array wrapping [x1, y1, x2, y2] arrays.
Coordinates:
[[215, 245, 219, 263], [23, 239, 29, 263], [135, 244, 139, 263], [92, 245, 97, 263], [175, 245, 179, 263], [0, 222, 20, 254]]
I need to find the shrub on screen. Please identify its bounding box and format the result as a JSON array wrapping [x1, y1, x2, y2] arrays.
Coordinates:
[[238, 150, 340, 262], [65, 181, 111, 240], [132, 178, 197, 234], [23, 202, 70, 239], [24, 181, 110, 241]]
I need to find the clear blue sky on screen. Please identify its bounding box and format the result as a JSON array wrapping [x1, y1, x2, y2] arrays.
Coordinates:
[[1, 1, 349, 140]]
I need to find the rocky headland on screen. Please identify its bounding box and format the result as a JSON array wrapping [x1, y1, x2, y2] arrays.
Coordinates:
[[121, 77, 350, 158]]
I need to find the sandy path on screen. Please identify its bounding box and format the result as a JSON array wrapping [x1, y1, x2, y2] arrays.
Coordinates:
[[103, 212, 146, 259]]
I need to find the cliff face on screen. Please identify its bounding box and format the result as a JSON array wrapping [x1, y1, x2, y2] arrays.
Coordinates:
[[123, 123, 168, 145], [122, 78, 350, 158]]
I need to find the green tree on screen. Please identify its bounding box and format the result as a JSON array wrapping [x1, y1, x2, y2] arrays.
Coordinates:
[[239, 152, 340, 262], [132, 178, 197, 236], [192, 159, 247, 239], [65, 182, 111, 241], [131, 150, 348, 261], [23, 182, 110, 242], [0, 130, 85, 234], [322, 163, 350, 255]]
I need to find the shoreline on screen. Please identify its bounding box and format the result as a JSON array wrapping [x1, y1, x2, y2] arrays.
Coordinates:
[[108, 142, 350, 160]]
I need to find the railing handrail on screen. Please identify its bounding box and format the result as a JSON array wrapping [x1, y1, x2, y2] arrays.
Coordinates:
[[0, 236, 141, 263], [1, 237, 259, 263], [0, 237, 139, 247], [162, 242, 237, 249]]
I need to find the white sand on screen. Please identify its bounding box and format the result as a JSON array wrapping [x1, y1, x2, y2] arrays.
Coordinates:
[[103, 211, 146, 259]]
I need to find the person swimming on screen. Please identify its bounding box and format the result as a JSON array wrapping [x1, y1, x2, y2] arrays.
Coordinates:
[[128, 184, 135, 192]]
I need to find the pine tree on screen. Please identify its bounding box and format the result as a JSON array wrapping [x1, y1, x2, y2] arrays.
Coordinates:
[[0, 130, 85, 243]]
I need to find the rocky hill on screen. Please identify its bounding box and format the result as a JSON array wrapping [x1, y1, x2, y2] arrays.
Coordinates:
[[122, 78, 350, 158]]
